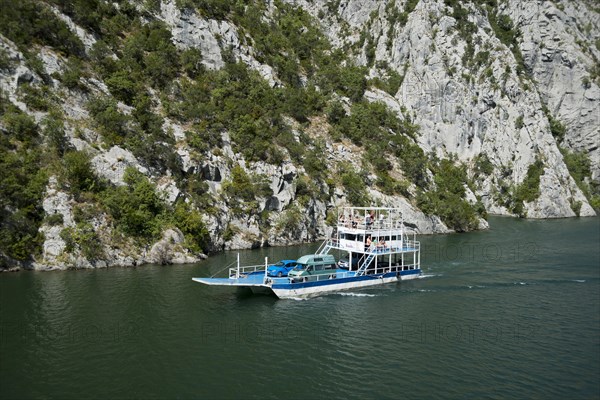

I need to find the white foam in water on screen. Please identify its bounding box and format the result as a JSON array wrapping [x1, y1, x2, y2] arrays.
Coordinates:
[[338, 292, 378, 297], [418, 274, 436, 279], [286, 296, 311, 301], [573, 280, 586, 283]]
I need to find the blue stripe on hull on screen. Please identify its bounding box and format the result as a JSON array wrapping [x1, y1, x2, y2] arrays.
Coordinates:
[[272, 269, 420, 290]]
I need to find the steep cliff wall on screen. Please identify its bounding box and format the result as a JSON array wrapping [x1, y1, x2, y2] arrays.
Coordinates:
[[508, 1, 599, 181], [292, 0, 597, 218]]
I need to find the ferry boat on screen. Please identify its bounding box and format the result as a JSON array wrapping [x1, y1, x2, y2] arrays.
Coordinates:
[[192, 207, 421, 298]]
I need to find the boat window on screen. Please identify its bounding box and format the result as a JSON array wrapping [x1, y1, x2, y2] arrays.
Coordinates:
[[357, 234, 364, 242], [345, 233, 356, 241], [314, 257, 322, 262]]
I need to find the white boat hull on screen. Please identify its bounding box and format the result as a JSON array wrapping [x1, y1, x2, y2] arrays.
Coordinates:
[[271, 272, 419, 299]]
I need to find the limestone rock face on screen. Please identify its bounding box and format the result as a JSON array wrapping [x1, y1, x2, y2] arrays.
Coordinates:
[[91, 146, 149, 186], [507, 1, 600, 181], [294, 0, 596, 218], [150, 228, 203, 264], [0, 38, 37, 113], [49, 5, 97, 53], [38, 177, 74, 267], [160, 1, 226, 70], [160, 0, 277, 85], [367, 190, 453, 234]]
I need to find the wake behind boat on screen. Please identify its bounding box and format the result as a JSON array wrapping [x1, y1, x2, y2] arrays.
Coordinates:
[[193, 207, 421, 298]]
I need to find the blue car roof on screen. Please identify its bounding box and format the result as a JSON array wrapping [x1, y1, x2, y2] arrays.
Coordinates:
[[268, 259, 296, 267]]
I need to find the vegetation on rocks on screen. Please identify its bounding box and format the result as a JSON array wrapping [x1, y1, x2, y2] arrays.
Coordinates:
[[560, 148, 600, 211], [506, 158, 545, 217], [1, 0, 596, 267], [0, 105, 47, 263], [417, 158, 480, 232], [222, 165, 272, 215]]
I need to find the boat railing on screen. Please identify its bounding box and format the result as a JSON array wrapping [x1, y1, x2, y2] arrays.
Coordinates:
[[328, 240, 420, 254], [228, 264, 266, 279], [365, 263, 419, 275], [266, 270, 355, 285], [337, 221, 404, 231], [266, 263, 420, 285], [315, 238, 337, 255]]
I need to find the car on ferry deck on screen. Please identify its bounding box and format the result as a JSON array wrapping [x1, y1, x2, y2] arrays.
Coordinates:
[[288, 254, 337, 283], [337, 253, 361, 270], [267, 260, 298, 277]]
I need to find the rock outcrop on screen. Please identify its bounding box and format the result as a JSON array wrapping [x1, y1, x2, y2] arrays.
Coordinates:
[[160, 0, 278, 85]]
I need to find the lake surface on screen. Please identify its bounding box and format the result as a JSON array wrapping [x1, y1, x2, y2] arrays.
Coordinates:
[[1, 216, 599, 399]]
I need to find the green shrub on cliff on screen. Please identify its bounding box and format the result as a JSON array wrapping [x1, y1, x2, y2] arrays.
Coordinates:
[[172, 202, 209, 253], [505, 158, 545, 217], [87, 96, 131, 145], [102, 167, 166, 240], [561, 148, 600, 211], [222, 165, 273, 215], [0, 0, 85, 57], [515, 158, 544, 203], [61, 150, 102, 197], [60, 222, 104, 261], [417, 158, 480, 231], [0, 106, 47, 261], [337, 163, 370, 206]]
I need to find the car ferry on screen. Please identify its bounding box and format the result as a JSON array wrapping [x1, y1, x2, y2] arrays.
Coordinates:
[[192, 207, 421, 298]]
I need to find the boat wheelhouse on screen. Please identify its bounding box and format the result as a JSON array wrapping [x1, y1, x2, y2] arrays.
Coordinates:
[[193, 207, 421, 298]]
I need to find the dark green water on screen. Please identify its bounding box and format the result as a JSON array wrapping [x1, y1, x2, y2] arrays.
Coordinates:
[[1, 217, 599, 399]]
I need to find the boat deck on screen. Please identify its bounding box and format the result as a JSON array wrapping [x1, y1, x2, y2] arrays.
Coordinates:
[[193, 272, 267, 287], [193, 269, 359, 287]]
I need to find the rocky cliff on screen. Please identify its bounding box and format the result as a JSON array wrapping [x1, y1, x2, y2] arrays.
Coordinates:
[[0, 0, 597, 270]]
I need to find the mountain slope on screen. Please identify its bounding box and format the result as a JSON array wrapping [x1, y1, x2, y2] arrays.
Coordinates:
[[0, 0, 597, 270]]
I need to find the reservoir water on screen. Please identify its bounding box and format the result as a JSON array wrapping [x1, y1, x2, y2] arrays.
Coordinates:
[[1, 216, 599, 399]]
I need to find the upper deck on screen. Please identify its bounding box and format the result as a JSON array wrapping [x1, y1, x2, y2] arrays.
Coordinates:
[[336, 207, 404, 232], [330, 207, 419, 256]]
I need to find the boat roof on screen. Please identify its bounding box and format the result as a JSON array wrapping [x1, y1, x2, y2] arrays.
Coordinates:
[[336, 207, 407, 234]]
